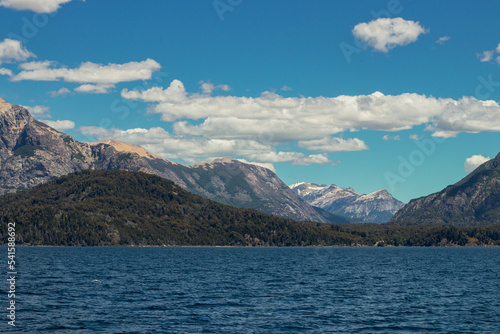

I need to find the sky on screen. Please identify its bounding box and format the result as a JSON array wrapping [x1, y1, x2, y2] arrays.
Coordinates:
[[0, 0, 499, 203]]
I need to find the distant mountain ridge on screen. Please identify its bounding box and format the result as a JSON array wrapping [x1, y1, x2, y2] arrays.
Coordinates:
[[290, 182, 405, 223], [5, 169, 499, 247], [0, 98, 347, 223], [391, 153, 500, 226], [0, 170, 359, 246]]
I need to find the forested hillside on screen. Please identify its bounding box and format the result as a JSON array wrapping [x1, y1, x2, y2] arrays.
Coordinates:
[[1, 170, 499, 247]]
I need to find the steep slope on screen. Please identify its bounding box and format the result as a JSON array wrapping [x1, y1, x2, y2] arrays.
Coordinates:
[[135, 155, 335, 222], [0, 98, 154, 193], [391, 153, 500, 226], [290, 182, 405, 223], [0, 98, 337, 223], [0, 170, 359, 246]]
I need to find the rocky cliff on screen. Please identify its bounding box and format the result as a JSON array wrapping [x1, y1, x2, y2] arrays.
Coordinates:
[[391, 153, 500, 226]]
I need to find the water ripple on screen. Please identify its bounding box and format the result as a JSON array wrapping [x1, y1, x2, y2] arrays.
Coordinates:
[[1, 247, 500, 333]]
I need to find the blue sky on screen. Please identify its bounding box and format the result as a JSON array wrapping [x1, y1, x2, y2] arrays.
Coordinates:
[[0, 0, 499, 203]]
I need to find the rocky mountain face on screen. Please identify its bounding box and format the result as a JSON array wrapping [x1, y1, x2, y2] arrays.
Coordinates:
[[146, 157, 336, 223], [391, 153, 500, 226], [0, 98, 153, 193], [0, 98, 340, 223], [290, 182, 405, 223]]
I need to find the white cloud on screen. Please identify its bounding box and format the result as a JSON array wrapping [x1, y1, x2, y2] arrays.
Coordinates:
[[199, 80, 231, 95], [409, 134, 424, 140], [237, 159, 276, 172], [478, 43, 500, 63], [464, 154, 490, 173], [0, 68, 12, 76], [23, 105, 50, 117], [123, 80, 186, 103], [280, 85, 292, 91], [427, 98, 500, 137], [49, 87, 71, 97], [122, 81, 500, 142], [436, 36, 450, 44], [200, 81, 215, 94], [352, 17, 428, 53], [478, 51, 494, 62], [9, 58, 161, 93], [293, 153, 332, 166], [23, 105, 75, 132], [219, 84, 231, 91], [244, 151, 333, 166], [0, 0, 73, 13], [74, 83, 113, 94], [78, 126, 335, 166], [118, 80, 500, 166], [382, 135, 400, 141], [41, 119, 75, 131], [298, 137, 368, 152], [0, 38, 35, 65]]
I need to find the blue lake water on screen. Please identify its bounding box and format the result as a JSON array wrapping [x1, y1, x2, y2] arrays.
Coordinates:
[[2, 247, 500, 333]]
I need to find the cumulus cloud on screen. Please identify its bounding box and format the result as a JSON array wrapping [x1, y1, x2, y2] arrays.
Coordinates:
[[298, 137, 368, 152], [436, 36, 450, 45], [0, 68, 13, 76], [352, 17, 428, 52], [78, 126, 335, 166], [237, 159, 276, 172], [117, 80, 500, 166], [427, 98, 500, 137], [280, 85, 292, 91], [49, 87, 72, 97], [23, 105, 50, 117], [122, 80, 500, 142], [122, 80, 186, 103], [199, 80, 231, 95], [382, 135, 400, 141], [9, 58, 161, 94], [464, 154, 490, 173], [409, 134, 424, 140], [22, 104, 75, 131], [74, 84, 113, 94], [478, 51, 494, 62], [0, 38, 35, 65], [478, 43, 500, 63], [0, 0, 73, 13], [41, 119, 75, 131]]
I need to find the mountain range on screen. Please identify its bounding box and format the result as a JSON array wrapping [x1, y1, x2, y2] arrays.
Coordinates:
[[391, 152, 500, 226], [2, 169, 499, 247], [0, 170, 360, 246], [2, 97, 497, 227], [290, 182, 405, 223], [0, 98, 351, 224]]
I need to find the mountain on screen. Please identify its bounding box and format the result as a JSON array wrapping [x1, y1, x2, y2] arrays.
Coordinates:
[[391, 153, 500, 226], [290, 182, 405, 223], [0, 98, 341, 223], [0, 170, 360, 246], [2, 170, 500, 247], [0, 98, 152, 193]]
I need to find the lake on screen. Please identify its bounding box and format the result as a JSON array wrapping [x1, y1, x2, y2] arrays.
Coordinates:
[[3, 247, 500, 333]]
